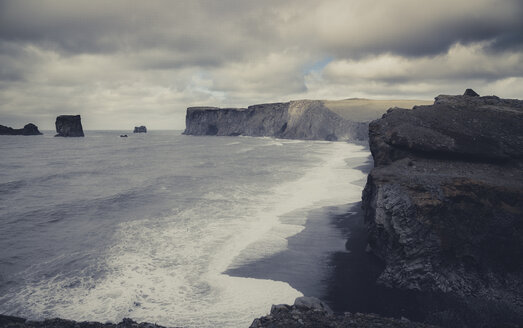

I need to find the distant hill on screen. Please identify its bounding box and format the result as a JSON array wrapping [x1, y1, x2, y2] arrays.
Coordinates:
[[323, 98, 433, 122]]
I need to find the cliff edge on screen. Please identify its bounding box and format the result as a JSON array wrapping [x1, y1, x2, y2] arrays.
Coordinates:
[[362, 90, 523, 326], [183, 100, 368, 141]]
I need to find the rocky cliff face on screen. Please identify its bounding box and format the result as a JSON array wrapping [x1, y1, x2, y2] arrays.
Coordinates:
[[184, 100, 368, 141], [55, 115, 84, 137], [0, 123, 42, 135], [362, 90, 523, 326]]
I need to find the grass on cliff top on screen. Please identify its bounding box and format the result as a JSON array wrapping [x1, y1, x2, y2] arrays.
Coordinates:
[[323, 98, 433, 122]]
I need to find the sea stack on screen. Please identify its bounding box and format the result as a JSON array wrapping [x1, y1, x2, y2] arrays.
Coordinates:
[[55, 115, 84, 137], [362, 90, 523, 326], [134, 126, 147, 133], [0, 123, 42, 135]]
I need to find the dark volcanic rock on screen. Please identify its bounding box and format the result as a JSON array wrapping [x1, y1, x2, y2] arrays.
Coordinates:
[[362, 91, 523, 327], [0, 315, 172, 328], [55, 115, 84, 137], [0, 123, 42, 135], [463, 88, 479, 97], [133, 126, 147, 133], [183, 100, 368, 141], [250, 297, 438, 328]]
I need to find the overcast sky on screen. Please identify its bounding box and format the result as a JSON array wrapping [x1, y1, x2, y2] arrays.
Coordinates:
[[1, 0, 522, 130]]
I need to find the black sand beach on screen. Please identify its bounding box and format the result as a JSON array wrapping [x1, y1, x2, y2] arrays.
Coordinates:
[[225, 150, 375, 301], [225, 203, 351, 299]]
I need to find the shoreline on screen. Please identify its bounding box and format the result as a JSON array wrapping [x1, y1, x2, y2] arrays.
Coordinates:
[[225, 144, 373, 302], [225, 203, 353, 299]]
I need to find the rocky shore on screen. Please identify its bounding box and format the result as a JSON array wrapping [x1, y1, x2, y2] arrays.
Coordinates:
[[250, 297, 437, 328], [0, 315, 171, 328], [0, 298, 435, 328]]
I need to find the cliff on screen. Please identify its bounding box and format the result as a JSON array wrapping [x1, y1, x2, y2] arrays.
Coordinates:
[[184, 100, 368, 141], [55, 115, 84, 137], [0, 123, 42, 135], [362, 90, 523, 326]]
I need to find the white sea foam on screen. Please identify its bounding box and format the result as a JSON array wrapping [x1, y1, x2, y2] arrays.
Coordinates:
[[224, 142, 368, 268]]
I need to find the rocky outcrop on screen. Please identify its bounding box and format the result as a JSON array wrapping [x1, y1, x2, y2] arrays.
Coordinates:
[[0, 302, 434, 328], [362, 90, 523, 326], [0, 315, 172, 328], [463, 88, 479, 97], [184, 100, 368, 141], [250, 297, 437, 328], [0, 123, 42, 135], [134, 126, 147, 133], [55, 115, 84, 137]]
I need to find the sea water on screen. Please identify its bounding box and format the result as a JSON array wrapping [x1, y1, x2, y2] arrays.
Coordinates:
[[0, 131, 369, 327]]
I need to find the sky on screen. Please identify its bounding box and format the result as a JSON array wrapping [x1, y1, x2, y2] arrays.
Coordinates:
[[1, 0, 522, 130]]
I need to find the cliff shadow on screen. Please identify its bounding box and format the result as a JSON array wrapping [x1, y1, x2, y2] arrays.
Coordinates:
[[323, 205, 523, 328]]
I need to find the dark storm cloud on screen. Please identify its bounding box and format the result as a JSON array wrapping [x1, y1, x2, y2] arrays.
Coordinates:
[[1, 0, 521, 61], [0, 0, 284, 64], [288, 0, 523, 59], [489, 30, 523, 52]]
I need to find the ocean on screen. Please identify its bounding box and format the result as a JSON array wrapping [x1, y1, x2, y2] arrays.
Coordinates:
[[0, 131, 370, 327]]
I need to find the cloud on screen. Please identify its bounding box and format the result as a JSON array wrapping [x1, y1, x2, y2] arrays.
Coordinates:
[[0, 0, 522, 130], [279, 0, 523, 57], [322, 42, 523, 83]]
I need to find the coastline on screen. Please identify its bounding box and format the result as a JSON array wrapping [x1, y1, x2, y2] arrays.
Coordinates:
[[225, 203, 354, 299], [226, 144, 374, 308]]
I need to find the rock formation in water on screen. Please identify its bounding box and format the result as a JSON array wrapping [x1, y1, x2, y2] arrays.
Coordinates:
[[55, 115, 84, 137], [250, 297, 437, 328], [134, 126, 147, 133], [362, 90, 523, 326], [0, 123, 42, 135], [184, 100, 368, 141]]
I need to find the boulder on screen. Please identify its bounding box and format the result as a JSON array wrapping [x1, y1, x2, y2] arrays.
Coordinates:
[[55, 115, 84, 137]]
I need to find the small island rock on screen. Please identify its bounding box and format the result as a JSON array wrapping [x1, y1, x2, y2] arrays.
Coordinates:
[[55, 115, 84, 137], [0, 123, 42, 135], [134, 126, 147, 133]]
